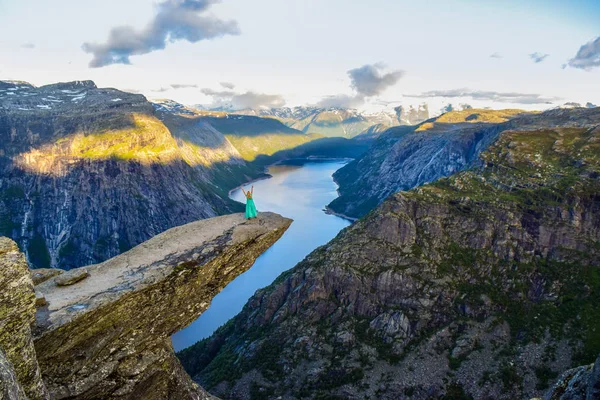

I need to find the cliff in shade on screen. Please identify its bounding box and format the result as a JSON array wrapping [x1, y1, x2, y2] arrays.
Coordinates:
[[0, 81, 267, 270], [329, 108, 600, 219], [0, 212, 291, 400], [179, 114, 600, 399]]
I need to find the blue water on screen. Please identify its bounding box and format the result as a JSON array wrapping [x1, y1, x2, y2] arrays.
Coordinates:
[[171, 160, 351, 351]]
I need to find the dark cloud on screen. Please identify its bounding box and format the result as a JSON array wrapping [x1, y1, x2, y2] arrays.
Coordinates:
[[529, 52, 549, 63], [489, 52, 503, 59], [152, 87, 170, 93], [201, 88, 285, 109], [348, 63, 405, 97], [315, 63, 404, 108], [21, 43, 35, 49], [587, 102, 598, 108], [567, 36, 600, 70], [460, 103, 473, 110], [82, 0, 240, 68], [220, 81, 235, 89], [564, 102, 582, 108], [408, 88, 559, 105], [171, 83, 198, 89]]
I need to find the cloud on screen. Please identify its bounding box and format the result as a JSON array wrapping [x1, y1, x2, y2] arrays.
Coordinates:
[[220, 81, 235, 89], [564, 102, 582, 108], [529, 52, 549, 63], [152, 87, 170, 93], [316, 94, 366, 108], [460, 103, 473, 110], [82, 0, 240, 68], [348, 63, 405, 97], [587, 102, 598, 108], [171, 83, 198, 89], [21, 43, 35, 49], [201, 88, 285, 109], [408, 88, 559, 104], [567, 36, 600, 70], [315, 63, 404, 108], [490, 52, 503, 59]]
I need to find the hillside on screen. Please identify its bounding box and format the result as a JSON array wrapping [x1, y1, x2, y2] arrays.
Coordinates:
[[213, 105, 430, 138], [0, 81, 261, 270], [156, 101, 322, 161], [179, 109, 600, 399], [328, 108, 600, 219]]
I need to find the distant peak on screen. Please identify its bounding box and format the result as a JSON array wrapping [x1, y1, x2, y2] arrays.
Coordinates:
[[39, 80, 97, 91]]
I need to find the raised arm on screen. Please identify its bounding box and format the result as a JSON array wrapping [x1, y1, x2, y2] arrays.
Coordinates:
[[241, 187, 246, 196], [251, 185, 254, 195]]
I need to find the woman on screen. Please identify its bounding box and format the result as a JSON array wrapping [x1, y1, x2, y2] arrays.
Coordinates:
[[241, 185, 258, 219]]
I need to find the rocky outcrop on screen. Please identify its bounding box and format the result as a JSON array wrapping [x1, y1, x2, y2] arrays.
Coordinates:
[[0, 80, 262, 270], [0, 237, 48, 399], [181, 117, 600, 399], [543, 354, 600, 400], [329, 107, 600, 218], [28, 212, 291, 399]]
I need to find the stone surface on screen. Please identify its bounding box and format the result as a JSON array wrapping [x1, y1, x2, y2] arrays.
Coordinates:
[[0, 349, 28, 400], [54, 269, 89, 287], [33, 212, 291, 399], [0, 237, 48, 399], [30, 269, 64, 286], [543, 354, 600, 400]]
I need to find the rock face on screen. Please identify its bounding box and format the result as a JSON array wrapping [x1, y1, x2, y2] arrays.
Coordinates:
[[0, 237, 48, 399], [181, 115, 600, 399], [0, 80, 262, 270], [227, 106, 422, 138], [543, 354, 600, 400], [27, 212, 291, 399], [329, 107, 600, 218]]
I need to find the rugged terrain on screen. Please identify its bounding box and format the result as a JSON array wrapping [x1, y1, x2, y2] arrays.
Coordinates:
[[155, 101, 322, 161], [212, 105, 430, 138], [180, 109, 600, 399], [0, 81, 319, 270], [329, 108, 600, 219], [0, 212, 291, 400]]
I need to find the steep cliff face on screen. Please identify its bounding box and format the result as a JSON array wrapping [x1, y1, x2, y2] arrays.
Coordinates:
[[0, 237, 48, 399], [543, 354, 600, 400], [0, 213, 290, 400], [329, 108, 600, 219], [181, 118, 600, 399], [0, 81, 261, 270]]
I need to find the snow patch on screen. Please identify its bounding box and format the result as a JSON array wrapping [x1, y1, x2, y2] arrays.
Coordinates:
[[36, 104, 52, 109], [111, 98, 122, 102]]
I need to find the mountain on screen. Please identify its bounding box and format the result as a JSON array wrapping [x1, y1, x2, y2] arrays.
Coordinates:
[[198, 105, 431, 138], [178, 107, 600, 399], [328, 108, 600, 219], [0, 81, 263, 270], [0, 212, 290, 400], [155, 100, 322, 161]]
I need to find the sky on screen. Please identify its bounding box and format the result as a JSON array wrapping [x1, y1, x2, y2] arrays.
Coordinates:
[[1, 0, 599, 112]]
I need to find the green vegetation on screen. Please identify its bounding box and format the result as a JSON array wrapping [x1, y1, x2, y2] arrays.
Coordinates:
[[66, 113, 179, 162], [225, 132, 322, 161]]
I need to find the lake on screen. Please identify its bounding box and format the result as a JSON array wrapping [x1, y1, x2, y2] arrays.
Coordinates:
[[171, 159, 351, 351]]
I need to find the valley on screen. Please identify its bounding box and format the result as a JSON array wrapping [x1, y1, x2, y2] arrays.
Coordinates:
[[172, 160, 351, 351]]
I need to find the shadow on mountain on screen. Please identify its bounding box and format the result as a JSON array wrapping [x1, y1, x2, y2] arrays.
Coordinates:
[[0, 155, 261, 270]]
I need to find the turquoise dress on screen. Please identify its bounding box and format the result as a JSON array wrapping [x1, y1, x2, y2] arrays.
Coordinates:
[[245, 194, 258, 219]]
